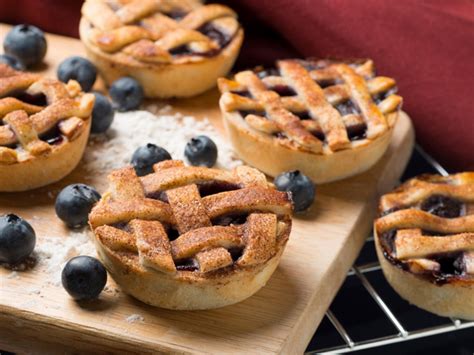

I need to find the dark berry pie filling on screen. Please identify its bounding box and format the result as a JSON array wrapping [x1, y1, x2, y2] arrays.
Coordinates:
[[166, 226, 180, 242], [231, 90, 252, 98], [291, 110, 311, 120], [372, 87, 398, 105], [110, 222, 130, 232], [274, 132, 287, 140], [228, 247, 244, 262], [197, 23, 232, 48], [238, 109, 267, 119], [169, 22, 238, 58], [379, 194, 470, 284], [311, 130, 326, 142], [268, 85, 296, 97], [420, 195, 465, 219], [335, 100, 361, 116], [256, 67, 280, 78], [212, 213, 248, 226], [299, 61, 324, 71], [434, 252, 465, 276], [197, 181, 241, 197], [145, 190, 168, 202], [317, 79, 341, 88], [380, 229, 397, 255], [169, 44, 193, 56], [175, 247, 244, 272], [165, 9, 188, 20], [146, 181, 241, 202], [39, 124, 64, 146], [2, 122, 66, 152], [379, 229, 467, 284], [12, 91, 47, 106], [346, 123, 367, 141], [175, 258, 198, 271]]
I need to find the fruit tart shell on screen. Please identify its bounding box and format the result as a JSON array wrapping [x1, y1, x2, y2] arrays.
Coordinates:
[[93, 233, 288, 310], [0, 118, 91, 192], [79, 19, 244, 99], [374, 226, 474, 320]]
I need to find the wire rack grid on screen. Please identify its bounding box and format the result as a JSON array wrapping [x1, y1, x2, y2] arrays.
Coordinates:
[[306, 145, 474, 354]]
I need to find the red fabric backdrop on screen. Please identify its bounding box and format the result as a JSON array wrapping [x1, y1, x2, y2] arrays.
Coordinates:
[[1, 0, 473, 171]]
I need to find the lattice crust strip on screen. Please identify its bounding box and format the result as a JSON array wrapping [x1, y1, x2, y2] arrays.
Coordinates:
[[388, 229, 474, 276], [218, 59, 403, 154], [82, 0, 240, 63], [376, 173, 474, 276], [380, 173, 474, 211], [90, 160, 293, 275], [0, 64, 94, 164]]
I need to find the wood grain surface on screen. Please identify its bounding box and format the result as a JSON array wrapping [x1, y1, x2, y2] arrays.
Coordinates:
[[0, 25, 415, 354]]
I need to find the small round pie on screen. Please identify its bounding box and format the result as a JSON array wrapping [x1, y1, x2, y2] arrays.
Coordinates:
[[0, 64, 94, 192], [374, 174, 474, 320], [218, 58, 403, 183], [89, 160, 293, 310], [80, 0, 244, 98]]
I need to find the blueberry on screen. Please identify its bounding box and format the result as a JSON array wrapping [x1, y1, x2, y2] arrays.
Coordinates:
[[91, 92, 114, 133], [0, 214, 36, 264], [57, 56, 97, 92], [274, 171, 315, 212], [0, 54, 25, 71], [61, 256, 107, 301], [109, 77, 144, 111], [184, 135, 218, 167], [55, 184, 101, 227], [131, 143, 171, 176], [3, 24, 47, 68]]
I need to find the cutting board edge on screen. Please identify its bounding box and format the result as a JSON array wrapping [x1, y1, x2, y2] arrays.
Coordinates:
[[280, 115, 415, 354]]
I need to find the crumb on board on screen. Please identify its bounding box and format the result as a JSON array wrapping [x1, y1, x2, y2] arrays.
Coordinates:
[[125, 314, 145, 323], [6, 271, 20, 279]]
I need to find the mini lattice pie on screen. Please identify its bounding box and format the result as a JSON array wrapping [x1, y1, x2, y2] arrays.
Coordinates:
[[80, 0, 243, 98], [218, 58, 403, 183], [89, 160, 293, 310], [375, 174, 474, 319], [0, 64, 94, 192]]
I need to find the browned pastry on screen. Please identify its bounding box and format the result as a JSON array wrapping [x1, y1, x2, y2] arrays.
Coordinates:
[[89, 160, 293, 310], [374, 173, 474, 319], [80, 0, 244, 98], [218, 58, 403, 183], [0, 64, 94, 191]]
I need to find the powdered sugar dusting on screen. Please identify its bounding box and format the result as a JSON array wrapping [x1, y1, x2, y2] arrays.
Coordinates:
[[84, 109, 241, 177], [125, 314, 145, 323], [34, 229, 97, 286]]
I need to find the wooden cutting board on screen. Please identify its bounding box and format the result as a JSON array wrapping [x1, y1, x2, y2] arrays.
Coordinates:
[[0, 26, 415, 354]]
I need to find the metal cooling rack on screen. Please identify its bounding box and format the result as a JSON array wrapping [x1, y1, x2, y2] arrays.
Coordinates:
[[306, 145, 474, 354]]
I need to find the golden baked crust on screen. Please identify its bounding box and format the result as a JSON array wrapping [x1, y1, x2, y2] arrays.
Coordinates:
[[80, 0, 243, 98], [374, 173, 474, 319], [218, 58, 403, 183], [0, 64, 94, 191], [89, 160, 293, 309]]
